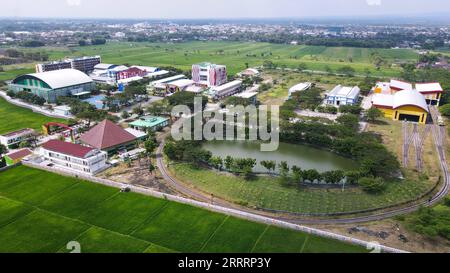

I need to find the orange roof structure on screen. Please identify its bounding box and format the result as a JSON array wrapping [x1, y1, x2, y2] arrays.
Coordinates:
[[80, 120, 136, 150]]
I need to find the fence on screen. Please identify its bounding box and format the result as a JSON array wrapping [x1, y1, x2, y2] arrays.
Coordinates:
[[21, 162, 408, 253]]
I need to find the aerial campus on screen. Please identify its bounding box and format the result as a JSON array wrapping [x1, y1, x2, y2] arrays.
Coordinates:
[[0, 1, 450, 257]]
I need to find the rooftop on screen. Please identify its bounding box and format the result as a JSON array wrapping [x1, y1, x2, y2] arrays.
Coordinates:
[[390, 79, 413, 91], [328, 85, 360, 99], [13, 69, 93, 89], [1, 128, 34, 138], [42, 140, 96, 159], [415, 82, 443, 93], [212, 80, 243, 92], [129, 116, 169, 128], [80, 120, 136, 150], [5, 148, 32, 161], [372, 89, 429, 112]]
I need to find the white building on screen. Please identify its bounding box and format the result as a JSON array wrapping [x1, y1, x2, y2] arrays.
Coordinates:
[[0, 128, 35, 148], [325, 85, 360, 106], [192, 62, 227, 87], [210, 80, 243, 99], [53, 105, 72, 117], [40, 139, 108, 175], [288, 82, 312, 98]]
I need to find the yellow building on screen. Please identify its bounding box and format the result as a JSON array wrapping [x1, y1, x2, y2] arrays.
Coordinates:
[[372, 90, 429, 124]]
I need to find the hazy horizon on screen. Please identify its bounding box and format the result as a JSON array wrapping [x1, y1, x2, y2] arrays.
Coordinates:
[[1, 0, 450, 20]]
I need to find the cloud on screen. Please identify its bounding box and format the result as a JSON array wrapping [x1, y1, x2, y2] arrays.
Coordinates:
[[366, 0, 382, 6], [67, 0, 82, 7]]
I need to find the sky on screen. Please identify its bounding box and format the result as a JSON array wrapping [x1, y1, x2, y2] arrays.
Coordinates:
[[1, 0, 450, 19]]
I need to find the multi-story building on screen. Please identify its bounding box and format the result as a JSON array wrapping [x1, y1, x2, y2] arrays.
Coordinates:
[[40, 140, 108, 175], [0, 128, 34, 148], [70, 56, 102, 74], [35, 61, 72, 74], [192, 62, 227, 87], [210, 80, 243, 100], [36, 56, 101, 74]]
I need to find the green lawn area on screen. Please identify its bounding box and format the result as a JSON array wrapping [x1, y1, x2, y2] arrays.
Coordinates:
[[169, 162, 435, 215], [0, 41, 417, 82], [0, 166, 367, 253], [0, 97, 65, 135]]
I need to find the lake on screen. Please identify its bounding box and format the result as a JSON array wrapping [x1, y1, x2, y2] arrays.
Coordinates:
[[202, 141, 356, 173]]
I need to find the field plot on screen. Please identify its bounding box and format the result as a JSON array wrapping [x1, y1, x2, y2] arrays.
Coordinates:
[[0, 97, 65, 135], [71, 42, 415, 77], [170, 162, 435, 215], [0, 166, 366, 253], [0, 42, 418, 81]]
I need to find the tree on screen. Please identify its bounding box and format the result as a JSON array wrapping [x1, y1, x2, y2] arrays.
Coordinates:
[[224, 156, 234, 170], [148, 163, 156, 174], [278, 161, 290, 177], [19, 141, 30, 149], [132, 106, 144, 116], [439, 104, 450, 117], [0, 144, 7, 156], [78, 40, 87, 46], [345, 171, 361, 185], [322, 170, 344, 184], [303, 169, 321, 182], [144, 136, 158, 156], [339, 105, 362, 115], [121, 111, 130, 119], [337, 66, 356, 77], [260, 160, 276, 174], [291, 166, 303, 184], [209, 156, 223, 170], [337, 114, 360, 131], [358, 177, 386, 194], [297, 63, 308, 71], [367, 107, 383, 123]]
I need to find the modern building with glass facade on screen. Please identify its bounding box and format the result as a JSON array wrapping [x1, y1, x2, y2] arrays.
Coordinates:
[[9, 69, 95, 103]]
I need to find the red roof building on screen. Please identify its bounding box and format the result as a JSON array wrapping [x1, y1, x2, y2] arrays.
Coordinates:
[[80, 120, 137, 154], [116, 67, 147, 80], [4, 148, 33, 166], [42, 140, 96, 158]]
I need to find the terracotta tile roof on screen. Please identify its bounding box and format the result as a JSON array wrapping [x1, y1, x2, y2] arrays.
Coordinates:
[[6, 148, 32, 161], [80, 120, 136, 150], [42, 140, 95, 158]]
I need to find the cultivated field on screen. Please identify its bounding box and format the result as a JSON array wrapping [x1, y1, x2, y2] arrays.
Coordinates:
[[0, 41, 418, 81], [0, 97, 65, 135], [0, 166, 366, 253]]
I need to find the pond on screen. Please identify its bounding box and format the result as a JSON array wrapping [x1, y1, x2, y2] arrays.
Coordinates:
[[202, 141, 356, 173]]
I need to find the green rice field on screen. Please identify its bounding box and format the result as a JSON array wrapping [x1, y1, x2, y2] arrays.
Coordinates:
[[0, 41, 419, 81], [0, 166, 367, 253]]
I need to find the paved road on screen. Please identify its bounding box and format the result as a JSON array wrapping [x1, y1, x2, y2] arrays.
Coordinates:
[[155, 116, 450, 225]]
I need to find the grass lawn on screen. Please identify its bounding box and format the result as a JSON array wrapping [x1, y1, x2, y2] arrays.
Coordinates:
[[0, 166, 367, 253], [169, 162, 434, 215], [0, 97, 66, 135]]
